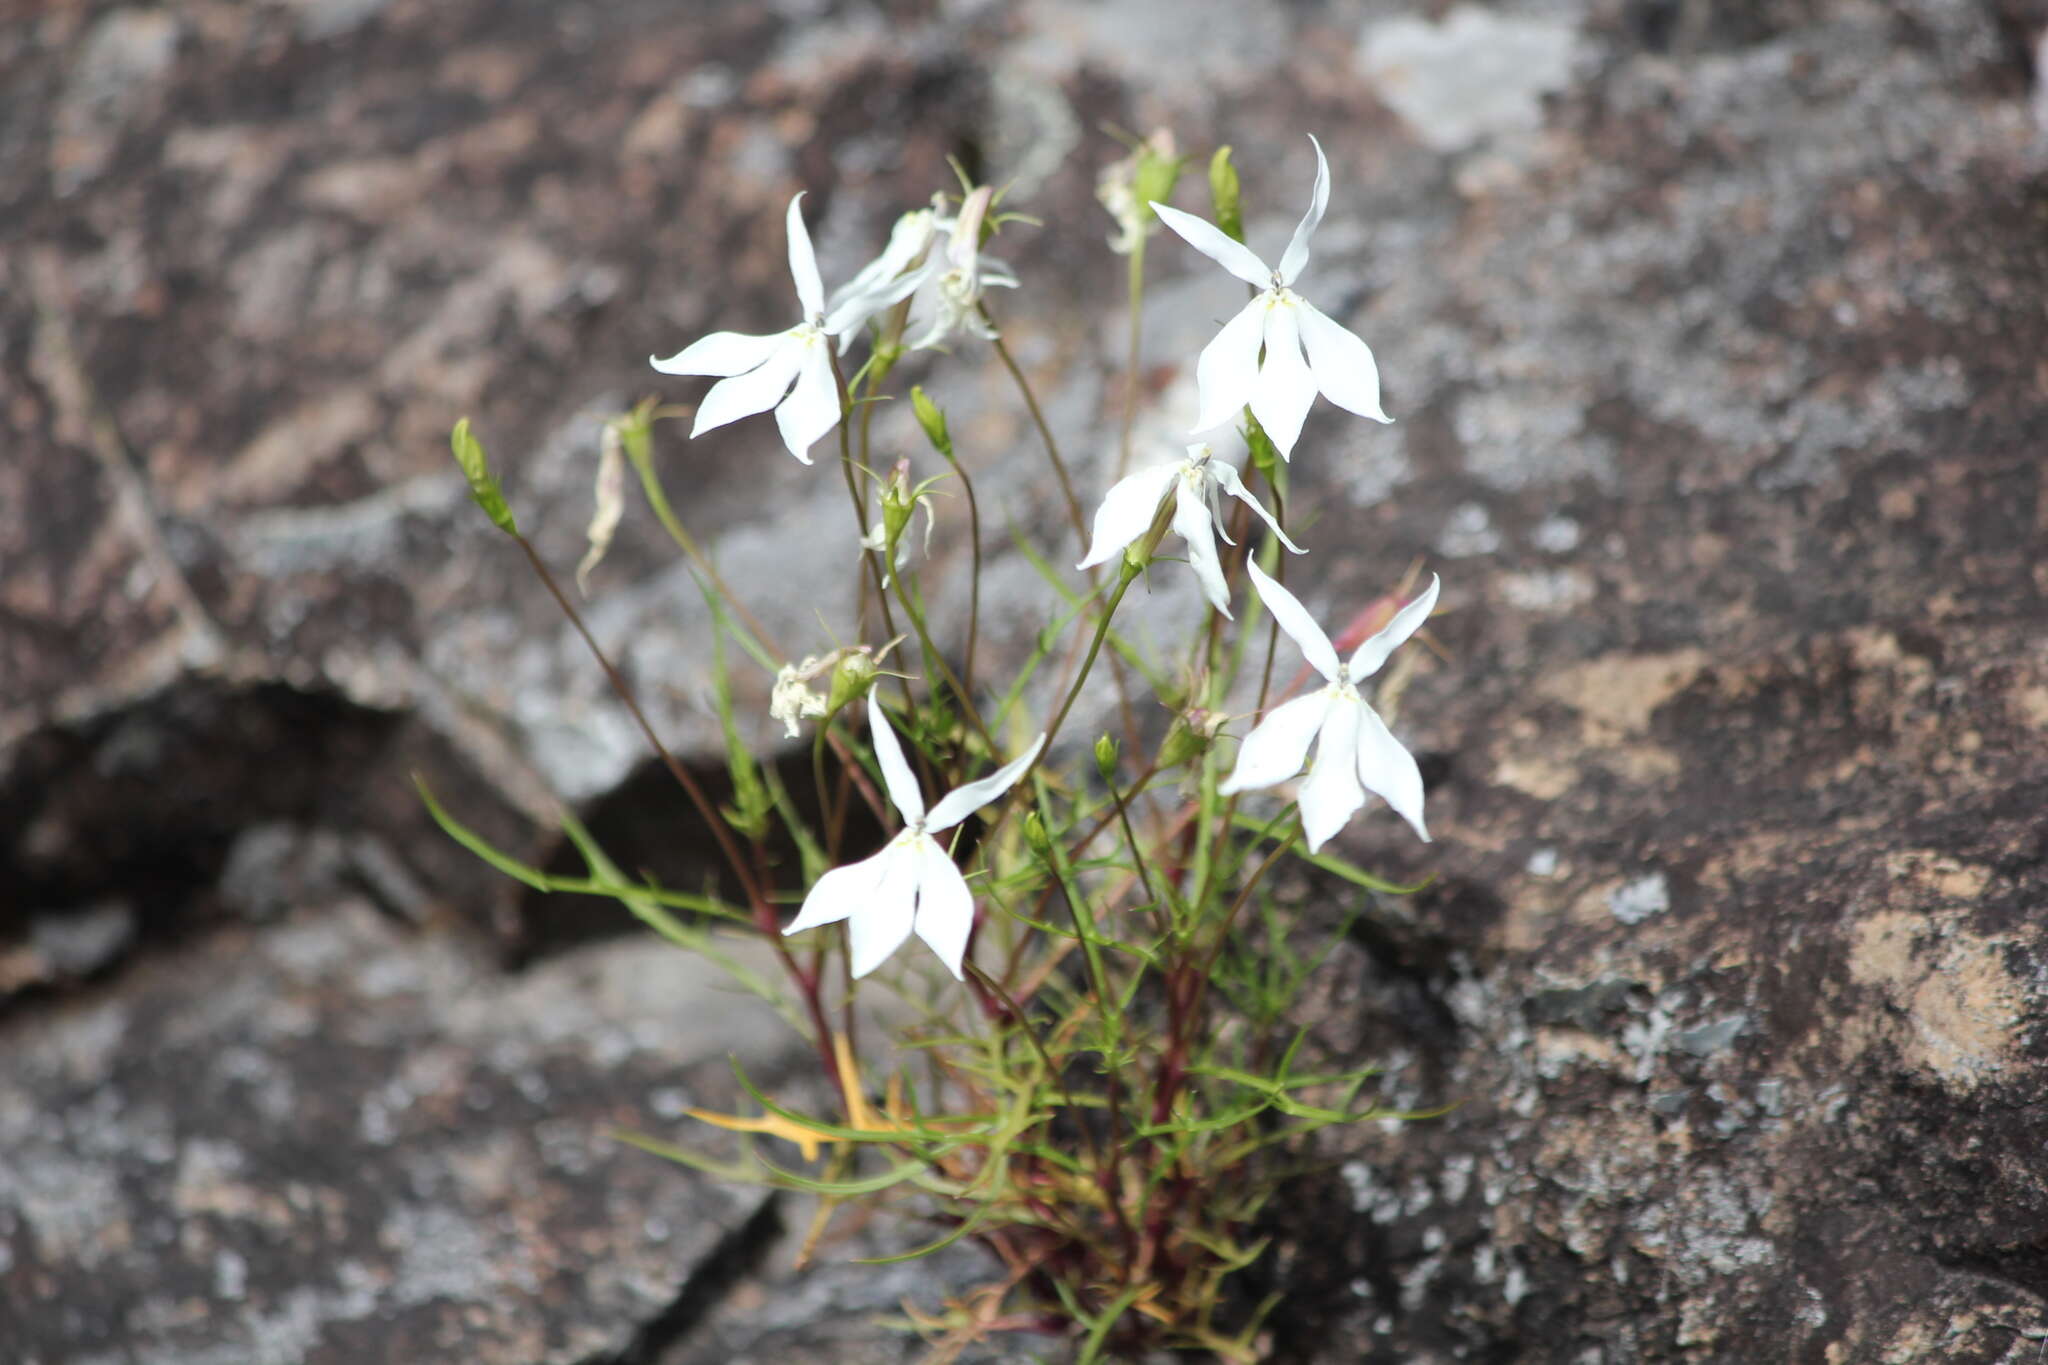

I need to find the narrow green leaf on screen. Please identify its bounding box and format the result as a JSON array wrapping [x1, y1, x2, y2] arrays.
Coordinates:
[[1078, 1285, 1149, 1365], [414, 775, 548, 890]]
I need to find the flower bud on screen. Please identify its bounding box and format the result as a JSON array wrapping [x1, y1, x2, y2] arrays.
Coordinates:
[[450, 418, 518, 534], [910, 386, 952, 458], [1208, 145, 1244, 245], [824, 649, 878, 717], [1155, 714, 1209, 770], [1098, 128, 1183, 255], [1093, 735, 1119, 785], [1022, 811, 1053, 860], [1132, 131, 1185, 221], [880, 458, 917, 545], [1244, 415, 1280, 482]]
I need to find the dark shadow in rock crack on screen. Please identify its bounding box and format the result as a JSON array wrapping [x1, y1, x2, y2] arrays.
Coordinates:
[[513, 745, 889, 967], [0, 677, 449, 1011], [573, 1194, 785, 1365]]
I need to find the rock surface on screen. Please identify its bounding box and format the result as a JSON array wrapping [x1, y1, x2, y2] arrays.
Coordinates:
[[6, 0, 2048, 1361]]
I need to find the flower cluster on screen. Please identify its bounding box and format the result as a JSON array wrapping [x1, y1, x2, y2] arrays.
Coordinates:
[[441, 128, 1459, 1361], [648, 136, 1437, 979]]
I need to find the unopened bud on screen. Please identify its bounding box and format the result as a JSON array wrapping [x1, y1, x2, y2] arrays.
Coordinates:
[[1132, 131, 1185, 219], [450, 418, 518, 535], [1244, 415, 1280, 481], [1023, 811, 1053, 860], [880, 458, 917, 544], [1208, 145, 1244, 245], [1093, 735, 1119, 785], [825, 649, 878, 717], [910, 386, 952, 458], [1156, 715, 1209, 770]]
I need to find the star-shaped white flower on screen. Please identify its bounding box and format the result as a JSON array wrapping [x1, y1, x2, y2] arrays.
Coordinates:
[[1149, 135, 1391, 460], [650, 193, 920, 464], [1219, 561, 1438, 852], [1076, 443, 1302, 617], [784, 705, 1046, 979]]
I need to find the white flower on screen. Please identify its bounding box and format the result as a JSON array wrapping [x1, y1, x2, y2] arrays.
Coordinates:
[[650, 193, 921, 464], [784, 705, 1047, 978], [1219, 561, 1438, 852], [1149, 135, 1391, 460], [770, 657, 830, 739], [909, 186, 1019, 350], [1076, 443, 1302, 617]]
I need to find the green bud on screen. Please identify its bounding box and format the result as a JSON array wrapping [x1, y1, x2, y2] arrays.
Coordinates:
[[1208, 146, 1244, 245], [869, 339, 903, 385], [880, 459, 916, 545], [1022, 811, 1052, 860], [1244, 414, 1280, 481], [1155, 715, 1208, 770], [910, 386, 952, 457], [615, 398, 657, 471], [824, 650, 878, 716], [450, 418, 518, 535], [1093, 735, 1119, 785], [1132, 139, 1186, 224]]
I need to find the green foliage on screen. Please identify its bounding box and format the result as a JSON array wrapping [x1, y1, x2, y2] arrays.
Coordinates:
[[426, 128, 1441, 1364]]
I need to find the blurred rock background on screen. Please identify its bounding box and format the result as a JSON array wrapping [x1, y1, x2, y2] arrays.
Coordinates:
[[6, 0, 2048, 1360]]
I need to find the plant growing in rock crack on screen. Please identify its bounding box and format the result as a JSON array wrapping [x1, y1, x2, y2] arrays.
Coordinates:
[[423, 136, 1450, 1362]]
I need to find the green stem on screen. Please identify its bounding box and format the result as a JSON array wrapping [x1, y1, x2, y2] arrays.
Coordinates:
[[941, 444, 984, 706], [890, 568, 994, 751], [985, 317, 1086, 547], [624, 448, 777, 670], [1027, 778, 1140, 1271], [1039, 558, 1142, 769], [829, 351, 915, 715], [1116, 238, 1145, 479]]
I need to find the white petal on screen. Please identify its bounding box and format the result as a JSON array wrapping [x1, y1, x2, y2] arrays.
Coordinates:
[[688, 340, 803, 437], [1245, 558, 1340, 682], [1076, 461, 1182, 570], [910, 837, 975, 979], [1172, 477, 1232, 616], [1298, 697, 1366, 853], [785, 193, 826, 319], [650, 329, 787, 378], [1355, 702, 1429, 842], [925, 732, 1048, 834], [1149, 202, 1272, 286], [1219, 690, 1332, 795], [847, 841, 922, 978], [784, 846, 891, 934], [1296, 297, 1391, 424], [827, 209, 935, 316], [868, 702, 925, 826], [1249, 301, 1318, 460], [772, 341, 839, 463], [825, 260, 928, 338], [1348, 574, 1440, 681], [1193, 297, 1269, 434], [1208, 458, 1304, 554], [1277, 134, 1331, 287]]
